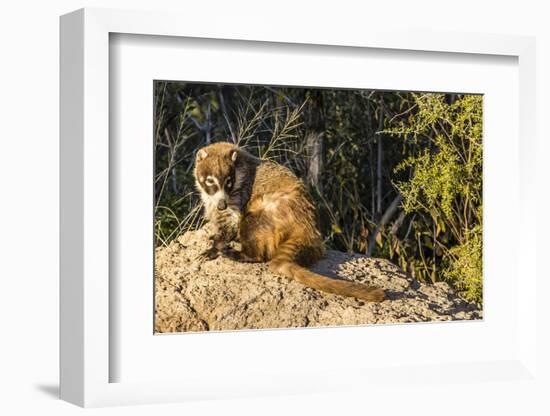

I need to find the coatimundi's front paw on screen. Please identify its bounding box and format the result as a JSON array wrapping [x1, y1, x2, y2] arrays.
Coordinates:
[[197, 247, 221, 262], [222, 247, 244, 262], [223, 247, 259, 263]]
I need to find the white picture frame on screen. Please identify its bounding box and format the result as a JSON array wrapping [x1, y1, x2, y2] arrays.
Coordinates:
[[60, 7, 538, 408]]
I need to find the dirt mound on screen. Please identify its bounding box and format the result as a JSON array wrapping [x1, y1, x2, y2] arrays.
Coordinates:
[[155, 228, 481, 332]]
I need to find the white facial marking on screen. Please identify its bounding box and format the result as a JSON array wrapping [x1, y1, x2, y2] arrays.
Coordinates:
[[200, 186, 226, 217], [205, 175, 217, 187], [206, 175, 222, 188]]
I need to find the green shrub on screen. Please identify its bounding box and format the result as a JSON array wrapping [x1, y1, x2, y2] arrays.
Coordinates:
[[387, 94, 483, 304], [444, 225, 483, 304]]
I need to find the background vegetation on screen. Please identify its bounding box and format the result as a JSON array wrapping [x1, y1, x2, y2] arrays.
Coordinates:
[[154, 82, 483, 304]]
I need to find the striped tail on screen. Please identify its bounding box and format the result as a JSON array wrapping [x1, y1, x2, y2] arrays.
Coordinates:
[[269, 244, 384, 302]]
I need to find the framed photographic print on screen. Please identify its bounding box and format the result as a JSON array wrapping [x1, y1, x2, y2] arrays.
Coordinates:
[[60, 7, 539, 408]]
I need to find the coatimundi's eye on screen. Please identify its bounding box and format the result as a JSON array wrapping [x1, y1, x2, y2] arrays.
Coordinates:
[[225, 177, 233, 189], [205, 176, 216, 187]]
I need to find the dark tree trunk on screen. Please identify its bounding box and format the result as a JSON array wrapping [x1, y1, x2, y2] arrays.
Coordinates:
[[218, 85, 235, 143], [376, 97, 384, 217], [365, 99, 376, 221]]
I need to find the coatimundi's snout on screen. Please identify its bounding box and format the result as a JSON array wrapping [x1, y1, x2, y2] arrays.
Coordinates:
[[217, 199, 227, 211]]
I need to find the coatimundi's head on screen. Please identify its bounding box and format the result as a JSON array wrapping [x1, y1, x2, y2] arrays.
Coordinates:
[[194, 142, 243, 213]]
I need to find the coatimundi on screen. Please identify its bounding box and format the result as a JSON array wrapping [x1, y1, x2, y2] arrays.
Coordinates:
[[194, 142, 384, 302]]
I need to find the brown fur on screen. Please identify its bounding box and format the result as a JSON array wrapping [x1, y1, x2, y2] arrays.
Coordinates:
[[194, 142, 384, 302]]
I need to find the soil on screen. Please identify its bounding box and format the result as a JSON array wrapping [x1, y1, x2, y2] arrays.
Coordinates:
[[155, 227, 482, 333]]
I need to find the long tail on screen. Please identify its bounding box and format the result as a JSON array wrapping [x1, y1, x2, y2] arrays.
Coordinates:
[[269, 256, 385, 303]]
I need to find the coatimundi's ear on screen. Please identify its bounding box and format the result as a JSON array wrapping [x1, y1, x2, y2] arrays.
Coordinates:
[[231, 150, 238, 162], [197, 149, 208, 161]]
